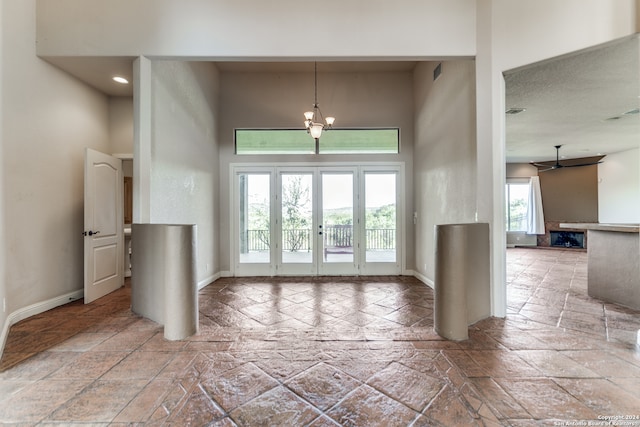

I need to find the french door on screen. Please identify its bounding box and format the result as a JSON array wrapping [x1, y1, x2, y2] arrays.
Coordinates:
[[233, 165, 401, 276]]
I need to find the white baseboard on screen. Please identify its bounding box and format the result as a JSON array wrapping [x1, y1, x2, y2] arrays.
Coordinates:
[[413, 271, 435, 289], [0, 289, 84, 360], [198, 272, 221, 290]]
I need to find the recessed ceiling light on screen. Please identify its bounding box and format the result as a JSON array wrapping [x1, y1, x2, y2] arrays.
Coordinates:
[[112, 76, 129, 84]]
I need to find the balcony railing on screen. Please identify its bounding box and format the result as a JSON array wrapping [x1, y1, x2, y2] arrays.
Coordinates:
[[241, 225, 395, 253]]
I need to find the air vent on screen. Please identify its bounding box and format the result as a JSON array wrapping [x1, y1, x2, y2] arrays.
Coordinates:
[[505, 108, 526, 115], [433, 63, 442, 81]]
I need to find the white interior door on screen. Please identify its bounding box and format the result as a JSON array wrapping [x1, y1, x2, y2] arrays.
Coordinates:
[[84, 148, 123, 303]]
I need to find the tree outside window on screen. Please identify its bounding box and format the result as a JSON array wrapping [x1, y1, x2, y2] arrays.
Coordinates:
[[506, 183, 529, 232]]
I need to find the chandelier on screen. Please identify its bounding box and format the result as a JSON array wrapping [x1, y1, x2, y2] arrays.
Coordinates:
[[303, 62, 335, 141]]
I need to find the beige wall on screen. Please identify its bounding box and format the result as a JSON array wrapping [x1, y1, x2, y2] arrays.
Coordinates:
[[0, 0, 5, 341], [36, 0, 477, 59], [599, 148, 640, 223], [539, 164, 599, 222], [1, 0, 112, 342], [506, 163, 538, 179], [217, 69, 416, 273], [149, 60, 220, 285], [505, 161, 601, 234], [413, 60, 477, 283], [109, 97, 133, 155]]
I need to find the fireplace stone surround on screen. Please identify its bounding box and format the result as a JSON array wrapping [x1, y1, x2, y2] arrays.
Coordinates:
[[537, 221, 588, 249]]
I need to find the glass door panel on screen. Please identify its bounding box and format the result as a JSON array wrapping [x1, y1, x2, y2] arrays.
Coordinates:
[[279, 173, 315, 272], [238, 173, 271, 264], [232, 165, 403, 276], [321, 173, 354, 263], [319, 171, 358, 275], [364, 172, 397, 265]]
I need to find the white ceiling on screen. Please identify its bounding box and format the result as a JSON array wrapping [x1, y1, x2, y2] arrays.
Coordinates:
[[44, 35, 639, 164], [505, 35, 639, 163], [45, 56, 136, 97], [44, 58, 418, 97]]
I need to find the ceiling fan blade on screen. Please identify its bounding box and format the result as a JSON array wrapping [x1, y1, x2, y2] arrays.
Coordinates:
[[530, 162, 557, 168], [562, 161, 603, 168], [531, 146, 605, 171]]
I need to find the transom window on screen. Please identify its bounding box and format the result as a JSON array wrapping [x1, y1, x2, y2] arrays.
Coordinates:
[[235, 129, 399, 155]]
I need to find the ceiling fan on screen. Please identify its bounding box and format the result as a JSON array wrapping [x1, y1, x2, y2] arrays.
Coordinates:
[[530, 145, 603, 172]]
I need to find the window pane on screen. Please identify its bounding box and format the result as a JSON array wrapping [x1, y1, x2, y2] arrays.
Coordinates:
[[506, 183, 529, 232], [322, 173, 354, 263], [319, 129, 399, 154], [281, 174, 313, 263], [365, 173, 396, 262], [235, 129, 399, 155], [236, 130, 315, 154], [239, 173, 271, 263]]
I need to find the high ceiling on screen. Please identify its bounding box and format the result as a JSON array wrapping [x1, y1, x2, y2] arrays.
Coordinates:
[[44, 35, 639, 164], [505, 35, 639, 163], [43, 58, 419, 97]]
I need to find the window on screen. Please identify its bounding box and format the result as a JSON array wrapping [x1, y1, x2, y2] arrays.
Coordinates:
[[505, 181, 530, 232], [319, 129, 399, 154], [235, 129, 399, 155]]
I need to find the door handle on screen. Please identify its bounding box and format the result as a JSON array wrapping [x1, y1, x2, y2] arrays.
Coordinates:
[[83, 230, 101, 236]]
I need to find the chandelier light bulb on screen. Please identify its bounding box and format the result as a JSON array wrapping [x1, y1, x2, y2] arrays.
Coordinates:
[[325, 116, 335, 126], [309, 123, 324, 139], [304, 111, 315, 121]]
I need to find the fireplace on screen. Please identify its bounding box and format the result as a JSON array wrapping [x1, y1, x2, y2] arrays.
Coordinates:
[[550, 230, 585, 249], [538, 222, 588, 249]]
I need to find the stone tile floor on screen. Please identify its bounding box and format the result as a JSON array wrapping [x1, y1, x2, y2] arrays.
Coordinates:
[[0, 248, 639, 426]]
